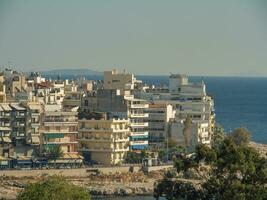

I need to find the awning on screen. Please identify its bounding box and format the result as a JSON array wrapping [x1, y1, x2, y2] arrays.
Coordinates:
[[44, 133, 64, 138], [1, 104, 12, 111], [28, 104, 41, 110], [10, 104, 26, 111], [17, 160, 32, 164], [2, 137, 12, 143], [0, 127, 11, 131]]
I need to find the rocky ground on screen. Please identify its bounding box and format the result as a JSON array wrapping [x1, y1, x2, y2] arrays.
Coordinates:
[[0, 171, 164, 200], [0, 142, 266, 200], [249, 142, 267, 157]]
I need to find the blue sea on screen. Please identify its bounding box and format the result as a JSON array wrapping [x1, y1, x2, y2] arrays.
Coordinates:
[[48, 74, 267, 144]]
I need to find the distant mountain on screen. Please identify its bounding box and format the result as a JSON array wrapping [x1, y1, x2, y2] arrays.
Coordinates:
[[39, 68, 102, 76]]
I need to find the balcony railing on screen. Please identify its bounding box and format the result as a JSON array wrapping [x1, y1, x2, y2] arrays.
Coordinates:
[[130, 122, 148, 127], [129, 113, 149, 118], [130, 104, 149, 109]]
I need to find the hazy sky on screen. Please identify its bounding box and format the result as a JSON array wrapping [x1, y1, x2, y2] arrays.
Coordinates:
[[0, 0, 267, 76]]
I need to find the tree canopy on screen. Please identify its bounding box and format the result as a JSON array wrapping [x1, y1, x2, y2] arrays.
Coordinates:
[[154, 128, 267, 200], [17, 176, 91, 200], [45, 145, 63, 161]]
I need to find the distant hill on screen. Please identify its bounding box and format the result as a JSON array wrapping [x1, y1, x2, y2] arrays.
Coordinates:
[[39, 68, 102, 76]]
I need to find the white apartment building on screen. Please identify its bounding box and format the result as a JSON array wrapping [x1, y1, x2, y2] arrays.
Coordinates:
[[124, 96, 149, 150], [134, 74, 215, 148], [169, 119, 211, 148], [146, 103, 175, 148], [78, 114, 130, 165]]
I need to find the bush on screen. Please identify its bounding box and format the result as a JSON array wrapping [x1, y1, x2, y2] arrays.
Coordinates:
[[230, 127, 251, 146], [17, 176, 91, 200]]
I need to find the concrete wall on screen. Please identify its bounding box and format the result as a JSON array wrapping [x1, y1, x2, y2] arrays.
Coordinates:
[[0, 165, 173, 177]]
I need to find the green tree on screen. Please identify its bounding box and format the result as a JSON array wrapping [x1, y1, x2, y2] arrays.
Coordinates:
[[17, 176, 91, 200], [155, 128, 267, 200], [45, 145, 63, 161], [230, 127, 251, 146], [212, 123, 225, 148]]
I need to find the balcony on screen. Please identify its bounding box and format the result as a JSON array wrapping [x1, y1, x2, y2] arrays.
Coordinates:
[[78, 127, 112, 132], [78, 146, 129, 152], [129, 113, 149, 118], [43, 131, 78, 135], [130, 140, 149, 145], [78, 137, 112, 142], [130, 104, 149, 109], [16, 113, 25, 118], [46, 141, 78, 145], [130, 122, 148, 127], [113, 137, 129, 142], [31, 112, 40, 116], [44, 121, 77, 127]]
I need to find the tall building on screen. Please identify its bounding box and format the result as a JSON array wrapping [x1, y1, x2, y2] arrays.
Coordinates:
[[103, 70, 141, 93], [10, 103, 27, 145], [0, 73, 6, 103], [125, 96, 149, 150], [146, 103, 175, 148], [134, 74, 215, 148], [40, 105, 78, 155], [78, 113, 130, 165], [80, 91, 97, 113], [25, 102, 42, 147], [0, 103, 13, 157]]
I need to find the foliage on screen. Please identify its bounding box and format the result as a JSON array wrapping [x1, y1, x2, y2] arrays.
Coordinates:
[[125, 150, 147, 164], [17, 175, 91, 200], [154, 128, 267, 200], [45, 145, 63, 161], [230, 127, 251, 146], [212, 123, 225, 148]]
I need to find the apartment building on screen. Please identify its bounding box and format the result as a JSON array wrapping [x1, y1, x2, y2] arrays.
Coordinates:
[[3, 69, 27, 98], [10, 103, 27, 145], [169, 119, 210, 148], [125, 96, 149, 150], [0, 73, 6, 103], [80, 91, 97, 113], [104, 70, 141, 93], [78, 113, 130, 165], [146, 103, 175, 148], [25, 102, 42, 146], [134, 74, 215, 148], [0, 104, 13, 157], [40, 105, 78, 155]]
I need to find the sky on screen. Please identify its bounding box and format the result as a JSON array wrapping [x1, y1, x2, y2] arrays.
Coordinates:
[[0, 0, 267, 76]]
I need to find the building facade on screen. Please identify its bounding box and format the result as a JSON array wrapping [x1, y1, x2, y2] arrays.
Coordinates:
[[146, 103, 175, 148], [40, 105, 78, 155], [78, 114, 130, 165]]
